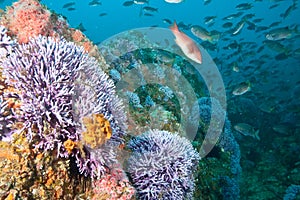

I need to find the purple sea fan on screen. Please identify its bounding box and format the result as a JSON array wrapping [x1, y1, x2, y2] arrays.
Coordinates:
[[3, 35, 127, 177], [126, 129, 200, 200]]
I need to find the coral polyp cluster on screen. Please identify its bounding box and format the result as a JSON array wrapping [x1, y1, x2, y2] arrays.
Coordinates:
[[2, 0, 53, 43], [126, 130, 200, 199]]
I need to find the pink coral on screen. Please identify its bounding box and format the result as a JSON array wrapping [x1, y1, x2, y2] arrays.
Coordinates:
[[92, 167, 135, 200], [4, 0, 53, 43]]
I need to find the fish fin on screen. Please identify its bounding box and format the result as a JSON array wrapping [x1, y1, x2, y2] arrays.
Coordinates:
[[208, 34, 219, 44], [294, 25, 299, 34], [255, 130, 260, 140], [170, 21, 179, 33]]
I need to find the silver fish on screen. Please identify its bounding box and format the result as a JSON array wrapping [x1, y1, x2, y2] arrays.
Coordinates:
[[232, 82, 251, 95], [234, 123, 260, 140], [266, 26, 298, 40]]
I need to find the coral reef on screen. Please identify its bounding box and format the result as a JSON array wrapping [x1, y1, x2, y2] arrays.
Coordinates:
[[0, 26, 17, 140], [0, 132, 87, 199], [0, 33, 132, 200], [0, 0, 105, 62], [0, 0, 237, 199], [2, 34, 127, 178], [191, 97, 241, 200], [283, 185, 300, 200], [2, 0, 53, 43], [126, 129, 200, 199], [92, 165, 136, 200]]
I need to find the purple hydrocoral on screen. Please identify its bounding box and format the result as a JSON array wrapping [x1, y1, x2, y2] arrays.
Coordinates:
[[3, 35, 127, 178], [3, 35, 84, 151], [0, 25, 15, 60], [126, 129, 200, 200], [0, 26, 16, 140], [0, 96, 14, 140]]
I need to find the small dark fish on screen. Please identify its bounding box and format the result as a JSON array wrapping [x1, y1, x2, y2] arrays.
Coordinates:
[[222, 12, 243, 20], [89, 0, 101, 6], [144, 12, 154, 17], [275, 52, 289, 60], [224, 40, 239, 50], [177, 21, 191, 30], [99, 12, 107, 17], [257, 46, 264, 53], [76, 23, 86, 32], [255, 26, 269, 32], [281, 1, 297, 19], [246, 21, 256, 30], [163, 18, 172, 24], [204, 0, 212, 5], [133, 0, 148, 5], [269, 21, 281, 27], [242, 13, 255, 20], [201, 41, 218, 51], [272, 123, 293, 135], [263, 40, 288, 53], [269, 3, 279, 9], [236, 3, 253, 10], [253, 18, 263, 23], [222, 22, 233, 28], [63, 2, 75, 8], [67, 7, 76, 11], [143, 6, 158, 12], [123, 1, 134, 6], [294, 48, 300, 56], [204, 16, 216, 25]]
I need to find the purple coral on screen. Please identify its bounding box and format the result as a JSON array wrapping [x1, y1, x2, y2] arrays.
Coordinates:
[[0, 25, 15, 60], [0, 26, 16, 140], [0, 96, 15, 140], [126, 129, 200, 200], [3, 35, 127, 178]]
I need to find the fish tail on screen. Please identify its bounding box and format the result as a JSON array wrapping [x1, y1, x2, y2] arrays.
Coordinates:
[[170, 21, 179, 33], [208, 34, 220, 44]]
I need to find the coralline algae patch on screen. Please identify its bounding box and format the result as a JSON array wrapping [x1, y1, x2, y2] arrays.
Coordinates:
[[0, 133, 82, 199]]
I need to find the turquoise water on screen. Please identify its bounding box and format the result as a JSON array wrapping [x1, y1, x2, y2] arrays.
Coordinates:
[[1, 0, 300, 199]]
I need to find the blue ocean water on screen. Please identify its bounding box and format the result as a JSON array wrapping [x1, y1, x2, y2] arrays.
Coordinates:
[[0, 0, 300, 199]]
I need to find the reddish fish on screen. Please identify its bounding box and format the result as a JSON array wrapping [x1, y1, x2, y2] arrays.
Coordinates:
[[170, 21, 202, 64]]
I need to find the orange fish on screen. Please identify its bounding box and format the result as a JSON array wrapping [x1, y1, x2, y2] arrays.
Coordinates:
[[170, 21, 202, 64]]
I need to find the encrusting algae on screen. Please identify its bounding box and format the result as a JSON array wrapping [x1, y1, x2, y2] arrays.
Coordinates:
[[82, 113, 112, 149]]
